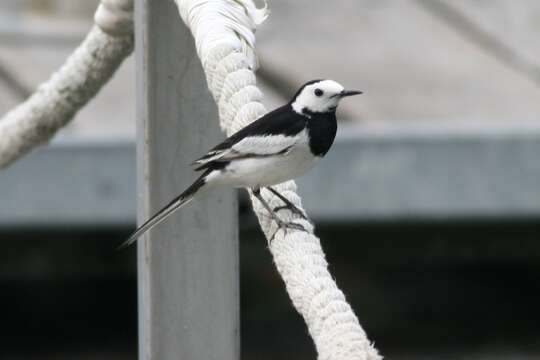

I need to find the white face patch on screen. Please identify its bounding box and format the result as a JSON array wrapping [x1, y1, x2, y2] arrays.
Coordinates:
[[292, 80, 345, 114]]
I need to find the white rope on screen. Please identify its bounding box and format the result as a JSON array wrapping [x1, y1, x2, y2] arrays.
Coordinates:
[[175, 1, 382, 359], [0, 0, 133, 169]]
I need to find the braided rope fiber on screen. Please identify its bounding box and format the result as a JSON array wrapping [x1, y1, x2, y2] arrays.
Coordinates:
[[175, 1, 381, 359], [0, 0, 133, 169]]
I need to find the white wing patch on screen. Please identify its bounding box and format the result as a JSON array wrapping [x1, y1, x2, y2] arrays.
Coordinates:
[[193, 149, 228, 165], [231, 134, 297, 155], [193, 133, 302, 167]]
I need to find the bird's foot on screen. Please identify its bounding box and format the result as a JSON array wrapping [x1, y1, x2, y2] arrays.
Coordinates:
[[276, 219, 306, 232], [266, 187, 308, 220], [269, 217, 307, 243], [253, 187, 308, 244], [273, 204, 308, 220]]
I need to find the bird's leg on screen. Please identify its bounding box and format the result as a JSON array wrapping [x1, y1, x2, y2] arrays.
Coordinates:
[[252, 188, 290, 226], [266, 187, 308, 220], [252, 188, 306, 234]]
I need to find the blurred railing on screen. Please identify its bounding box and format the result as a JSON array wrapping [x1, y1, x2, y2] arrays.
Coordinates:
[[3, 124, 540, 228]]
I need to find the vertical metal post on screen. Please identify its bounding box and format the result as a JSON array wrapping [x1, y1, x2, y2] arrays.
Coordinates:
[[135, 0, 239, 359]]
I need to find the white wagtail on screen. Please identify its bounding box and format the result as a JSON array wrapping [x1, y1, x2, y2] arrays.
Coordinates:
[[120, 79, 361, 248]]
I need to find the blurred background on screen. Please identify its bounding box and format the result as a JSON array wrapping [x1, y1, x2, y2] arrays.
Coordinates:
[[1, 0, 540, 359]]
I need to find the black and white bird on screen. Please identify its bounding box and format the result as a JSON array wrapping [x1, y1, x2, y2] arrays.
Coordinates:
[[120, 79, 361, 248]]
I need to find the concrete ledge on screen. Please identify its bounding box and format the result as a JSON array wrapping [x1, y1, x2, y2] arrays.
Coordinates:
[[2, 124, 540, 227], [0, 139, 136, 228], [299, 124, 540, 222]]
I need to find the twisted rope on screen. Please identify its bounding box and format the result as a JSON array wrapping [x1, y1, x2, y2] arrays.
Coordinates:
[[176, 1, 381, 359], [0, 0, 133, 169]]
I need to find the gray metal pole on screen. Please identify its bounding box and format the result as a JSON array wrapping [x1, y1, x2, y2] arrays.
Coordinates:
[[135, 0, 239, 359]]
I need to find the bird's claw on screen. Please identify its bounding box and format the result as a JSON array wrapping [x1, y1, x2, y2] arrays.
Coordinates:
[[269, 219, 307, 243], [272, 204, 308, 220], [278, 220, 306, 232]]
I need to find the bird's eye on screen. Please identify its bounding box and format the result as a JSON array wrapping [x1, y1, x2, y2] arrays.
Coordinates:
[[314, 88, 324, 97]]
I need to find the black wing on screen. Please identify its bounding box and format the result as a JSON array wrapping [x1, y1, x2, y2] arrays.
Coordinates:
[[192, 104, 307, 170]]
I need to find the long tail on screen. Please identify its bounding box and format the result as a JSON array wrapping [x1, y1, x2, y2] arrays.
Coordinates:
[[118, 171, 211, 249]]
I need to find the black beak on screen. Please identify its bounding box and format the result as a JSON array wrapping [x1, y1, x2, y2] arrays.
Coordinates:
[[340, 90, 363, 97]]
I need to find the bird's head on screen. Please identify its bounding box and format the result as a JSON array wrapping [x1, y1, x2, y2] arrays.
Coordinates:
[[291, 79, 362, 115]]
